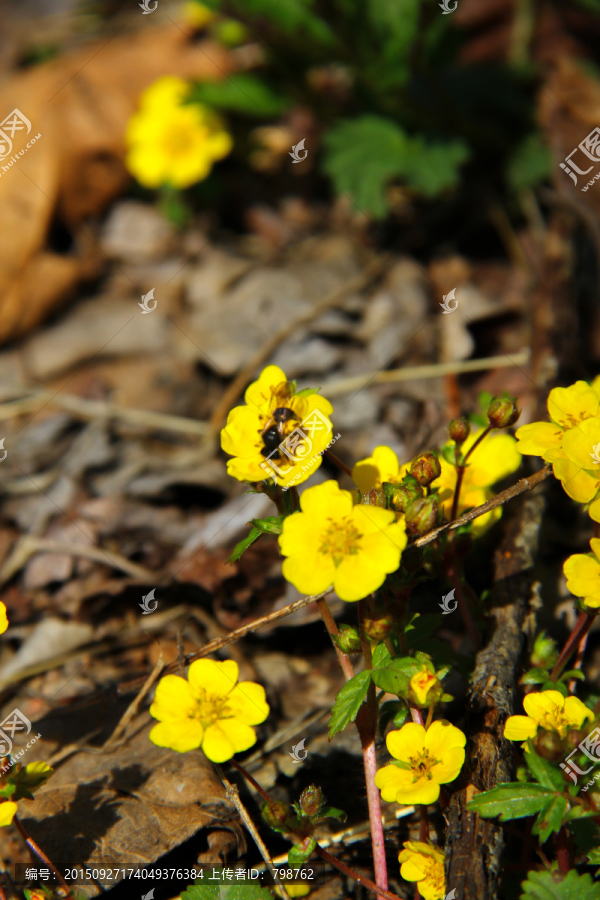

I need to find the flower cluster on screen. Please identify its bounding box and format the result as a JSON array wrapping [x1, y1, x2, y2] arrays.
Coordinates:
[[125, 76, 232, 189]]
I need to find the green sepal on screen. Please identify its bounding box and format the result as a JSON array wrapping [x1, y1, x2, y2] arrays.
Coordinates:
[[521, 668, 551, 685], [288, 838, 317, 867], [227, 515, 285, 562], [541, 680, 568, 697]]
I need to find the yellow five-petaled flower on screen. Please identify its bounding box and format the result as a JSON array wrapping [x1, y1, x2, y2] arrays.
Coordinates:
[[503, 689, 593, 742], [149, 659, 269, 763], [398, 841, 446, 900], [278, 480, 407, 602], [564, 539, 600, 608], [375, 720, 466, 805]]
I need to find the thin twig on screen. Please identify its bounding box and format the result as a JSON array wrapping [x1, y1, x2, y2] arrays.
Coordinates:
[[209, 256, 390, 430], [14, 815, 70, 890], [550, 612, 594, 682]]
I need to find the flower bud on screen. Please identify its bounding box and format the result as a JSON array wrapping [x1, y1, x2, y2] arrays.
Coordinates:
[[405, 494, 440, 536], [359, 488, 387, 507], [363, 614, 394, 641], [487, 396, 520, 429], [299, 784, 324, 818], [531, 631, 559, 670], [449, 418, 470, 444], [408, 669, 443, 707], [409, 452, 441, 487], [332, 624, 362, 654], [565, 728, 586, 751], [383, 480, 423, 513], [535, 728, 564, 760], [261, 800, 292, 830]]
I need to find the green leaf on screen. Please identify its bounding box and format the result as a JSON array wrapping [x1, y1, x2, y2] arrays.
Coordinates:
[[371, 657, 421, 695], [227, 526, 262, 562], [251, 515, 285, 534], [229, 0, 335, 45], [520, 869, 600, 900], [506, 133, 553, 193], [328, 670, 372, 738], [372, 641, 392, 668], [542, 680, 568, 697], [521, 668, 551, 685], [379, 699, 407, 735], [467, 783, 555, 820], [401, 135, 470, 198], [559, 669, 585, 682], [568, 817, 600, 856], [288, 837, 317, 867], [366, 0, 420, 88], [189, 73, 290, 117], [182, 883, 274, 900], [532, 794, 569, 843], [318, 805, 347, 822], [524, 746, 566, 791]]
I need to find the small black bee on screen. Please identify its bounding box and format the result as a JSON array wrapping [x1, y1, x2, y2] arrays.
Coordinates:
[[260, 407, 298, 458]]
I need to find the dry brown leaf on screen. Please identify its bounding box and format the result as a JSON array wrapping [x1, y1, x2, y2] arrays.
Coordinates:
[[0, 19, 233, 344]]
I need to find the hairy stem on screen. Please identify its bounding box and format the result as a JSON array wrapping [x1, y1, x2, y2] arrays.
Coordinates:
[[14, 815, 70, 891], [317, 597, 354, 681], [230, 758, 271, 802], [449, 426, 491, 522], [550, 612, 594, 682]]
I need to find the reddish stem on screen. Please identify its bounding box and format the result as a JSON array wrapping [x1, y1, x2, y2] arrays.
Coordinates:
[[410, 706, 424, 725], [13, 814, 70, 891], [556, 826, 570, 874], [324, 449, 352, 477], [315, 846, 402, 900], [317, 598, 354, 681], [450, 426, 491, 522], [550, 612, 594, 682], [230, 758, 271, 802]]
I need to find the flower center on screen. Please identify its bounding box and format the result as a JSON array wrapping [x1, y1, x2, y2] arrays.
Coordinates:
[[195, 689, 232, 727], [539, 708, 571, 737], [162, 121, 200, 157], [407, 749, 439, 781], [319, 517, 362, 566], [421, 858, 445, 895]]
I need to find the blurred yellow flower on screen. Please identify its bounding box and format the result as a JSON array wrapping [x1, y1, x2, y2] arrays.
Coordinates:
[[182, 1, 216, 28], [125, 76, 232, 188], [221, 365, 334, 488], [352, 445, 407, 493], [398, 841, 446, 900], [375, 720, 466, 805], [503, 689, 593, 742], [433, 429, 521, 533], [279, 480, 407, 602], [149, 659, 269, 763], [564, 539, 600, 609], [0, 801, 17, 827], [0, 602, 8, 635]]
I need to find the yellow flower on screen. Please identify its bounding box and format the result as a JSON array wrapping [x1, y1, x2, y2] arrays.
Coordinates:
[[352, 445, 406, 493], [276, 888, 310, 898], [0, 602, 8, 634], [409, 670, 439, 707], [433, 429, 521, 533], [125, 76, 232, 188], [375, 720, 466, 805], [221, 365, 334, 489], [503, 689, 593, 742], [398, 841, 446, 900], [149, 659, 269, 763], [0, 801, 17, 827], [564, 539, 600, 608], [182, 1, 216, 28], [279, 480, 407, 602]]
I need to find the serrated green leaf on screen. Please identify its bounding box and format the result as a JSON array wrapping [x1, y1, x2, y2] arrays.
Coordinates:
[[328, 670, 372, 738], [507, 133, 553, 193], [371, 657, 421, 695], [524, 746, 566, 792], [532, 794, 569, 843], [521, 668, 551, 685], [520, 868, 600, 900], [182, 882, 274, 900], [372, 641, 392, 668], [189, 73, 289, 117], [467, 783, 555, 820], [288, 837, 317, 867], [227, 526, 262, 562]]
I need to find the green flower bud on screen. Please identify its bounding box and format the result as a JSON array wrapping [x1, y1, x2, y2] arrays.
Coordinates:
[[383, 480, 423, 514], [359, 488, 387, 507], [449, 418, 470, 444], [405, 494, 440, 536], [487, 396, 520, 429], [531, 631, 559, 670], [332, 624, 362, 654], [363, 614, 394, 641], [299, 784, 324, 818], [261, 800, 292, 830], [565, 728, 586, 751], [409, 451, 442, 487], [535, 728, 564, 761]]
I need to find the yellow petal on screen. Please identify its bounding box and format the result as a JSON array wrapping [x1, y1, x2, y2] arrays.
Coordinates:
[[515, 422, 563, 457], [563, 696, 594, 728], [386, 723, 426, 761], [375, 763, 407, 802], [299, 480, 354, 519], [390, 775, 442, 806], [430, 746, 465, 784], [227, 682, 270, 725], [503, 715, 538, 741], [0, 602, 8, 635], [352, 445, 400, 492], [333, 553, 388, 602], [552, 459, 599, 503], [149, 719, 204, 752], [244, 366, 288, 412], [188, 659, 239, 697], [523, 690, 565, 725], [0, 801, 18, 827], [562, 417, 600, 470], [464, 431, 521, 487], [202, 719, 257, 762], [548, 382, 600, 428], [281, 553, 335, 596], [221, 405, 262, 457], [150, 674, 197, 721], [424, 720, 467, 755], [564, 552, 600, 599]]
